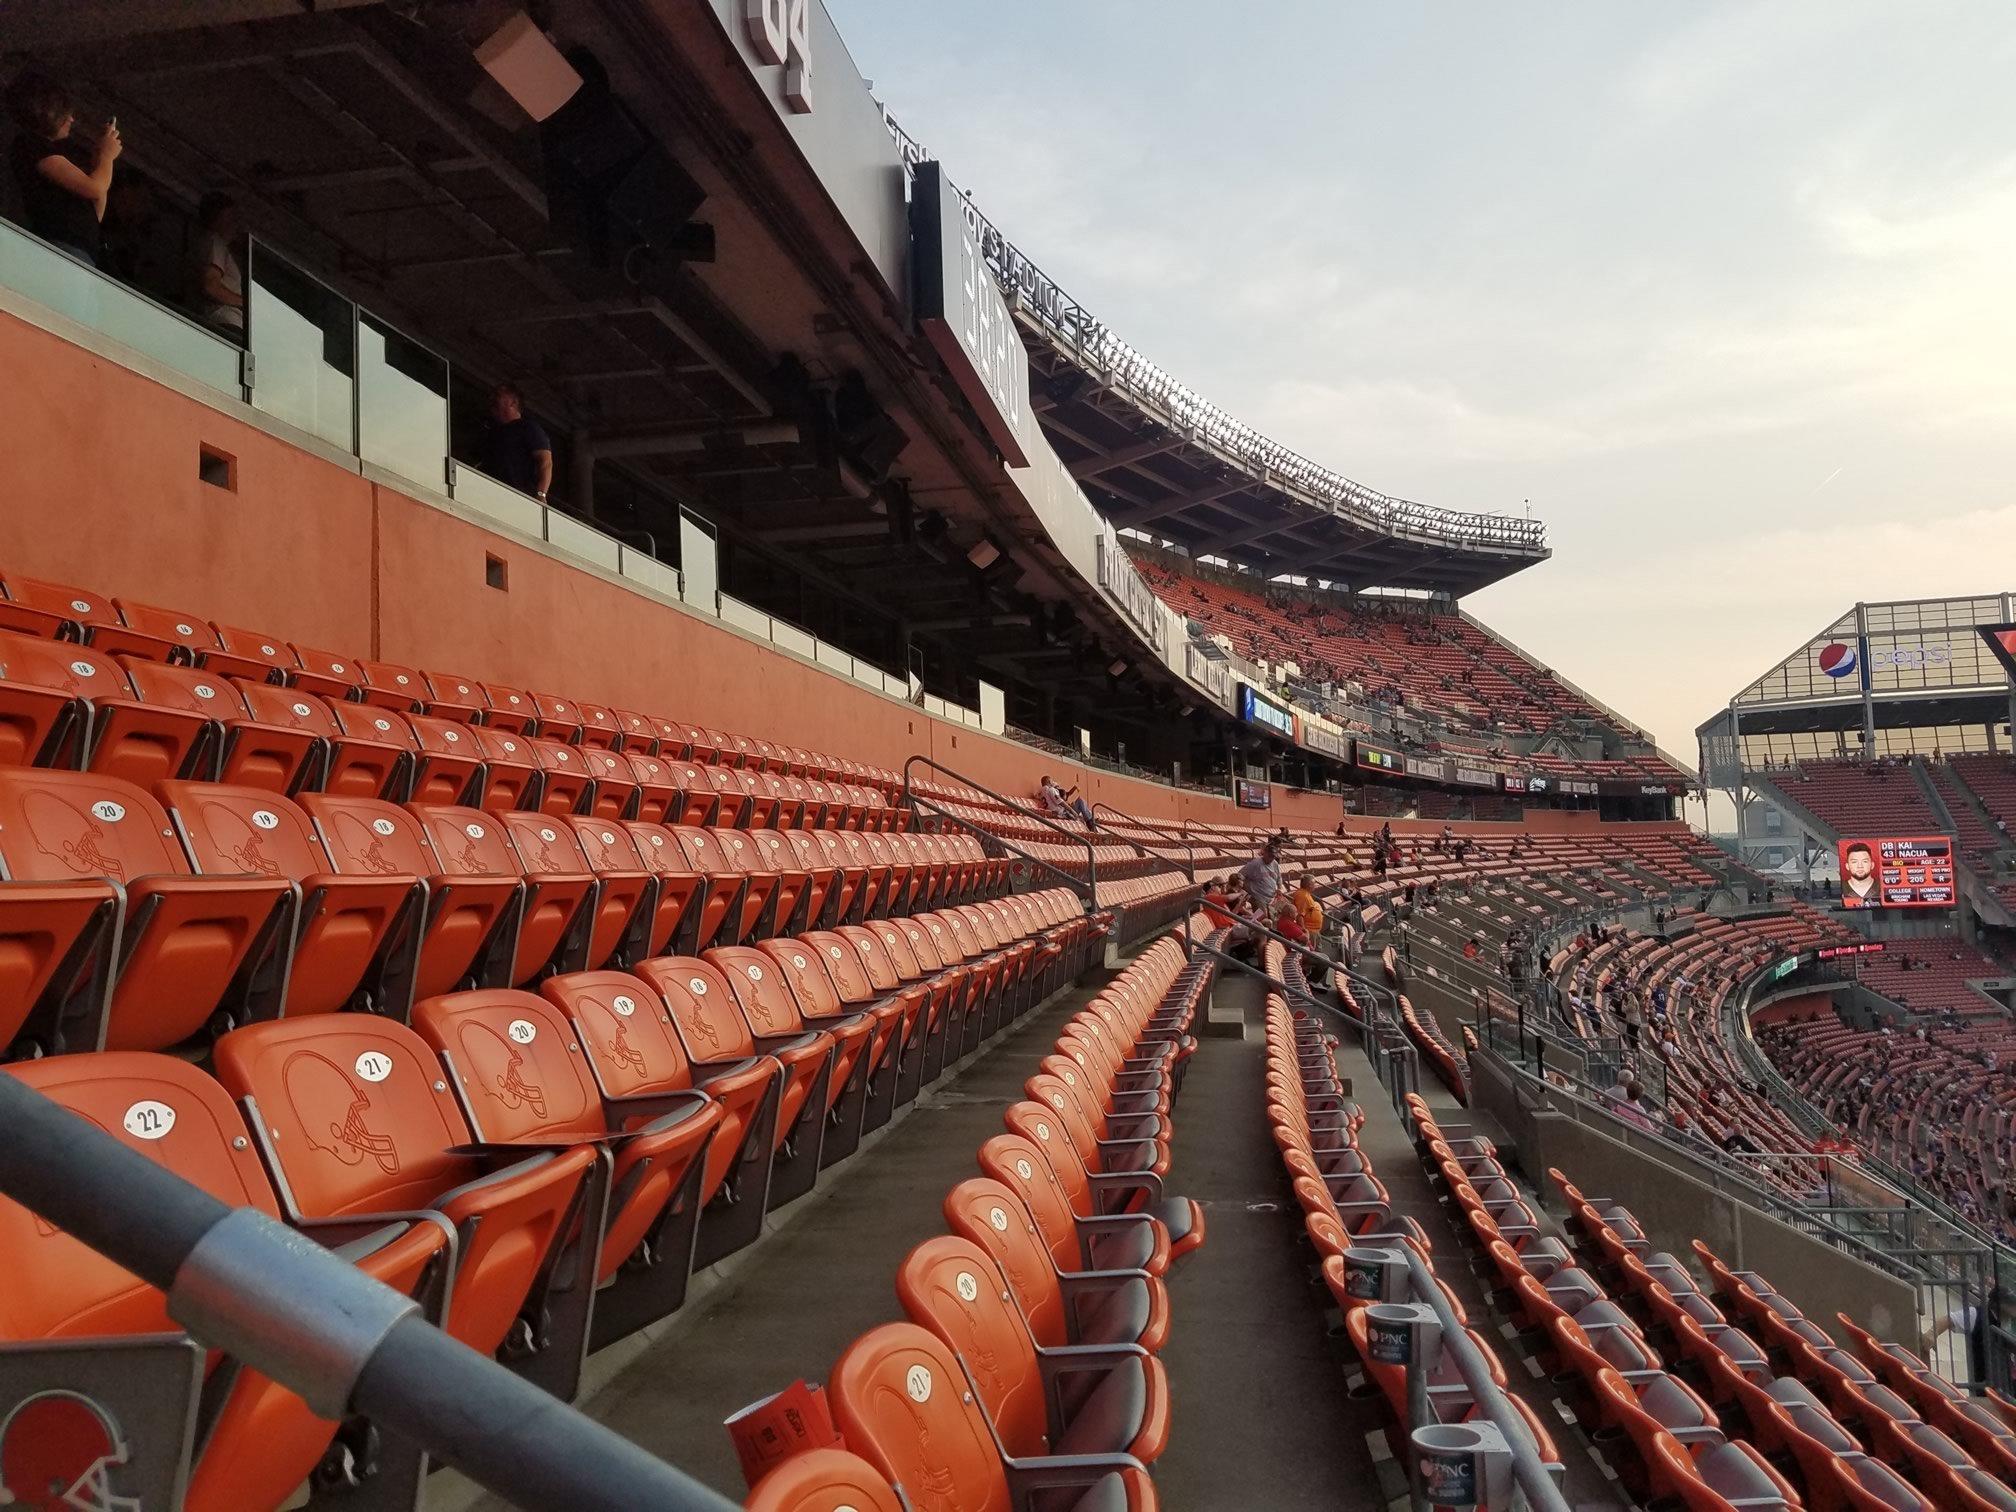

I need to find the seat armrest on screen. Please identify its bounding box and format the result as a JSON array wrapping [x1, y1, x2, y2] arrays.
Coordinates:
[[597, 1087, 715, 1124]]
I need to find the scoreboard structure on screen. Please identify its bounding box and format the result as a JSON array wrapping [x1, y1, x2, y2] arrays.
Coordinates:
[[1838, 835, 1956, 909]]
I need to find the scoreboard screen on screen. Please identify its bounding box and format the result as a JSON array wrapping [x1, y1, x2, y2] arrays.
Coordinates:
[[1838, 835, 1955, 909]]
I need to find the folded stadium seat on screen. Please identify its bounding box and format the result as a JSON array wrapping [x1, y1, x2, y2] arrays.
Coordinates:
[[662, 760, 718, 827], [286, 644, 368, 702], [860, 917, 949, 1096], [756, 771, 801, 828], [632, 956, 832, 1207], [780, 829, 839, 928], [760, 935, 912, 1122], [0, 573, 184, 660], [704, 727, 741, 768], [501, 811, 648, 970], [826, 1323, 1158, 1512], [616, 751, 674, 823], [742, 1448, 907, 1512], [116, 659, 318, 792], [410, 987, 721, 1337], [419, 670, 486, 724], [356, 659, 429, 712], [582, 747, 640, 820], [909, 912, 999, 1054], [0, 629, 210, 782], [409, 803, 592, 985], [859, 831, 911, 915], [980, 1131, 1170, 1279], [162, 781, 422, 1019], [705, 765, 756, 829], [706, 945, 871, 1154], [897, 1236, 1169, 1465], [833, 924, 946, 1085], [944, 1178, 1168, 1357], [302, 793, 521, 999], [573, 700, 620, 749], [709, 828, 786, 940], [595, 820, 704, 955], [780, 776, 819, 828], [0, 1052, 451, 1512], [1006, 1099, 1204, 1264], [477, 684, 538, 734], [1638, 1424, 1800, 1511], [800, 927, 937, 1096], [0, 768, 291, 1053], [607, 709, 664, 753], [812, 830, 865, 921], [673, 721, 715, 764], [666, 826, 752, 948], [527, 736, 592, 817], [467, 726, 542, 812], [744, 829, 813, 933], [200, 621, 299, 684], [212, 1015, 601, 1395], [236, 680, 407, 797], [110, 598, 246, 667], [541, 969, 781, 1268], [800, 777, 839, 829]]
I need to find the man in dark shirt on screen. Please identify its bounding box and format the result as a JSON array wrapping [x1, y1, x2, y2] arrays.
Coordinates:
[[478, 383, 553, 500]]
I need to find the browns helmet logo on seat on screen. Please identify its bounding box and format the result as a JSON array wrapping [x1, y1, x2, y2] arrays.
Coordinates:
[[0, 1391, 141, 1511], [283, 1050, 401, 1174], [460, 1022, 547, 1118], [26, 792, 125, 880]]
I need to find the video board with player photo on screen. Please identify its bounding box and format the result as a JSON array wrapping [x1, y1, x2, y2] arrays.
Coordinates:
[[1838, 835, 1955, 909]]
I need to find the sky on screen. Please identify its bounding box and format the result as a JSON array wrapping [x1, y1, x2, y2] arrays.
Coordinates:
[[833, 0, 2016, 769]]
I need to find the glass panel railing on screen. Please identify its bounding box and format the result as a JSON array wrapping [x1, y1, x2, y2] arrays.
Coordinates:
[[0, 219, 241, 394], [545, 509, 622, 572], [678, 509, 718, 616], [451, 463, 546, 539], [246, 242, 354, 451], [357, 312, 448, 490], [619, 549, 681, 601]]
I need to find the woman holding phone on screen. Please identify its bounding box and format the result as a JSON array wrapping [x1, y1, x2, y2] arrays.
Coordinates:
[[5, 72, 121, 266]]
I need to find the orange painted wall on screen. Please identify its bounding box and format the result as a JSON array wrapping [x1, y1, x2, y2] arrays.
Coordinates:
[[0, 306, 1686, 841]]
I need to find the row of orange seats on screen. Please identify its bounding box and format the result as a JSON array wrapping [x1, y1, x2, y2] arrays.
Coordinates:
[[0, 764, 1006, 1059], [1261, 959, 1565, 1478], [0, 569, 915, 825], [1419, 1100, 1848, 1510], [1, 885, 1109, 1512], [744, 929, 1211, 1512]]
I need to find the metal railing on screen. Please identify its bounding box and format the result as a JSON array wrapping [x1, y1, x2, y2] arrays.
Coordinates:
[[899, 755, 1099, 904], [1090, 801, 1198, 880], [0, 1072, 738, 1512]]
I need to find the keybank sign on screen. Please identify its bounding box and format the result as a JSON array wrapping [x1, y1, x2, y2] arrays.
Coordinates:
[[744, 0, 813, 112]]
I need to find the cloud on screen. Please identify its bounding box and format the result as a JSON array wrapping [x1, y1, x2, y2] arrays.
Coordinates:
[[1618, 0, 1893, 119]]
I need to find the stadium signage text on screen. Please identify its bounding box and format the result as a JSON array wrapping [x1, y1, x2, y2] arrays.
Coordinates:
[[1238, 685, 1297, 741], [1452, 766, 1499, 789], [1354, 743, 1404, 775], [910, 163, 1031, 467], [1814, 943, 1886, 961], [1502, 775, 1528, 793], [744, 0, 813, 112]]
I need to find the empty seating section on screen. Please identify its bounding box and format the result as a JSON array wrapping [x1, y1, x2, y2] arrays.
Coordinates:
[[1774, 758, 1944, 838], [740, 928, 1211, 1510], [1260, 959, 1571, 1487], [1529, 1153, 2015, 1510], [0, 565, 1191, 1509]]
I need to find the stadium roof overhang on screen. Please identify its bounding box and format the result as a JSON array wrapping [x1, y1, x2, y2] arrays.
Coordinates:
[[6, 0, 1214, 727], [1707, 691, 2011, 738], [1018, 336, 1550, 598]]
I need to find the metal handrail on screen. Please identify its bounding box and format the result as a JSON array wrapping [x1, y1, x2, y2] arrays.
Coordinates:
[[900, 754, 1100, 903], [0, 1073, 739, 1512], [1392, 1240, 1575, 1512], [1089, 801, 1197, 881]]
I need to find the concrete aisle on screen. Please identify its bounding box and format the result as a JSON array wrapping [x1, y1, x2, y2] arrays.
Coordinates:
[[1153, 972, 1380, 1509], [431, 970, 1119, 1510]]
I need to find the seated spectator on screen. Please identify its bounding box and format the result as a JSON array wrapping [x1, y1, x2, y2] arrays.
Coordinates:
[[1034, 774, 1096, 829], [1200, 878, 1234, 929], [190, 191, 245, 333], [1614, 1081, 1656, 1133], [6, 71, 120, 266]]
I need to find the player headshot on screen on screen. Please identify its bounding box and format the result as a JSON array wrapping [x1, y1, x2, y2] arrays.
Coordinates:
[[1842, 842, 1879, 905]]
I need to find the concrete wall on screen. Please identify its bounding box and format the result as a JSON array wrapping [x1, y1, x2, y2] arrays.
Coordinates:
[[1471, 1055, 1920, 1348], [0, 302, 1690, 842]]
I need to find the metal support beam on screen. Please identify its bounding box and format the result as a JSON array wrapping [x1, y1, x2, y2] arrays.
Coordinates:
[[1068, 433, 1184, 479], [1193, 514, 1319, 556], [1110, 477, 1255, 529]]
